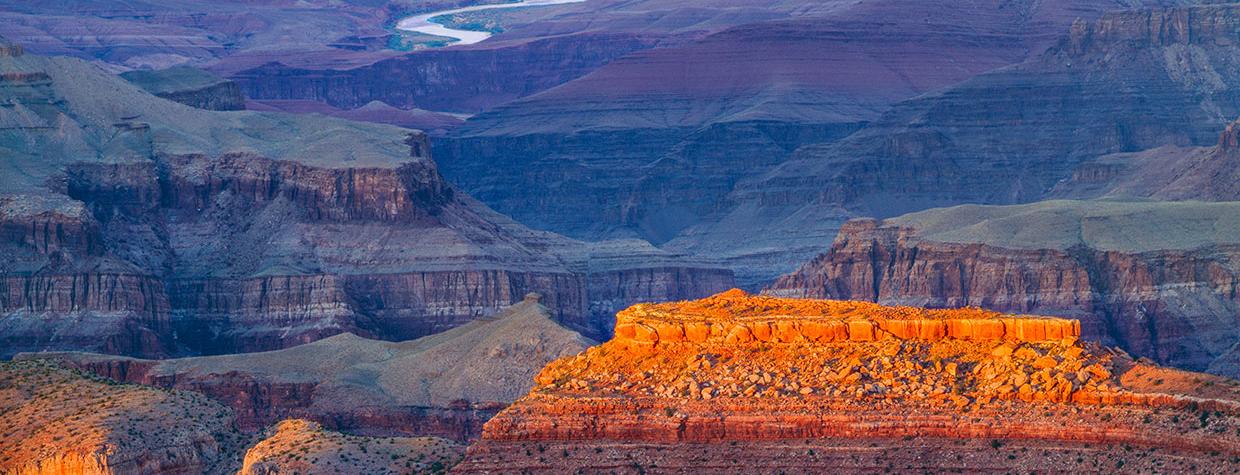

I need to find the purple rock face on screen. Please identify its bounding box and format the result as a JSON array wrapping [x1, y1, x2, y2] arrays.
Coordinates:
[[669, 3, 1240, 284], [0, 44, 733, 357], [429, 1, 1193, 282]]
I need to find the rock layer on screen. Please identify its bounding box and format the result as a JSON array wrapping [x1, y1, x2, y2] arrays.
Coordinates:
[[436, 0, 1164, 253], [670, 3, 1240, 284], [121, 66, 246, 111], [458, 291, 1240, 473], [766, 201, 1240, 377], [0, 44, 732, 356]]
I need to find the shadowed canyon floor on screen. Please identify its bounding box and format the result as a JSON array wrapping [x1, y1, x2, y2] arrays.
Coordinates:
[[457, 291, 1240, 473]]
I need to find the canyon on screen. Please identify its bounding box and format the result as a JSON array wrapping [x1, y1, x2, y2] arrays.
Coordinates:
[[458, 291, 1240, 473], [3, 1, 1240, 473], [0, 40, 732, 358], [434, 0, 1180, 255], [767, 200, 1240, 377], [668, 2, 1240, 284]]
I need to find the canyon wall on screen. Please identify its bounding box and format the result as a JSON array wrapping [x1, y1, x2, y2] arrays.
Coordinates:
[[767, 202, 1240, 377], [0, 44, 732, 357], [670, 3, 1240, 284]]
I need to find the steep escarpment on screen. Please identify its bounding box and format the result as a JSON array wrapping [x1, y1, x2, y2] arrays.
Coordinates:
[[457, 291, 1240, 473], [0, 360, 244, 474], [26, 295, 594, 442], [672, 3, 1240, 284], [767, 201, 1240, 377], [121, 66, 245, 111], [0, 43, 732, 356]]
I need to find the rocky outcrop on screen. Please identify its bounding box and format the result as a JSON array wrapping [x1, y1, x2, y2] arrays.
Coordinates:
[[1, 360, 471, 474], [238, 419, 463, 475], [27, 296, 594, 442], [766, 201, 1240, 377], [457, 291, 1240, 473], [0, 360, 243, 475]]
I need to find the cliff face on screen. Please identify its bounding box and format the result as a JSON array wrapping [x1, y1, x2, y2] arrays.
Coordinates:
[[27, 296, 595, 443], [457, 291, 1240, 474], [122, 66, 246, 111], [1, 360, 474, 474], [767, 201, 1240, 377], [669, 3, 1240, 284], [0, 45, 733, 357]]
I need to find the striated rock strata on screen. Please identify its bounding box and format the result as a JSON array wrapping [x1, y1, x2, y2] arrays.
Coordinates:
[[670, 3, 1240, 284], [24, 295, 593, 442], [0, 360, 467, 474], [457, 291, 1240, 473], [437, 0, 1166, 256], [0, 43, 732, 356], [767, 201, 1240, 377]]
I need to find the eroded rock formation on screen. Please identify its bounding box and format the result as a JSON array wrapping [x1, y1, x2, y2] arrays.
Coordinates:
[[1053, 117, 1240, 201], [0, 43, 732, 356], [766, 201, 1240, 377], [121, 66, 246, 111], [457, 291, 1240, 473]]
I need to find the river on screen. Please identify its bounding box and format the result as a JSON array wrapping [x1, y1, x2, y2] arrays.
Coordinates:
[[395, 0, 587, 46]]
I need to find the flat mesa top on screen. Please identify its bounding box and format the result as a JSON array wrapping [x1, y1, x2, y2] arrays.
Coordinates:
[[628, 289, 1055, 323]]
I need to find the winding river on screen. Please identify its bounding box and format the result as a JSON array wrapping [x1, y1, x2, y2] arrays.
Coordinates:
[[395, 0, 587, 46]]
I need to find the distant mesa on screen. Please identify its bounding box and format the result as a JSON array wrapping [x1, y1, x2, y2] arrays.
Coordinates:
[[767, 200, 1240, 378]]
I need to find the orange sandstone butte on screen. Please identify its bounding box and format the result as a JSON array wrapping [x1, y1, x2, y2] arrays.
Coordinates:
[[457, 290, 1240, 474]]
